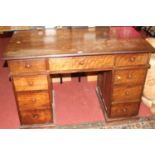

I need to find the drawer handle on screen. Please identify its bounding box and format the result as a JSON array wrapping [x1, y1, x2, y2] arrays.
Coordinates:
[[16, 41, 21, 44], [127, 74, 132, 79], [25, 63, 31, 68], [28, 81, 34, 86], [117, 76, 121, 80], [32, 114, 39, 119], [79, 61, 84, 65], [125, 91, 129, 95], [32, 98, 36, 103], [130, 57, 135, 62], [123, 108, 127, 112]]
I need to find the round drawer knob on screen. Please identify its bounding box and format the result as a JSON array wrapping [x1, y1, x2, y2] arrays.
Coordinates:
[[79, 61, 84, 65], [32, 98, 36, 103], [117, 76, 121, 80], [77, 51, 83, 54], [128, 74, 132, 79], [125, 91, 129, 95], [123, 108, 127, 112], [16, 41, 21, 44], [25, 64, 31, 68], [32, 114, 39, 119], [130, 57, 135, 62], [28, 81, 34, 86]]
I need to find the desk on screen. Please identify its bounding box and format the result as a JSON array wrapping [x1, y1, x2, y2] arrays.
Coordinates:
[[3, 27, 155, 128]]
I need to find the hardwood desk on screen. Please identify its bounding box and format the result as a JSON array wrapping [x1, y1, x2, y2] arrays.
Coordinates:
[[3, 27, 155, 128]]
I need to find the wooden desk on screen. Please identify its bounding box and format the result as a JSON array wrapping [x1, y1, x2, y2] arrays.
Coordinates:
[[3, 27, 155, 128]]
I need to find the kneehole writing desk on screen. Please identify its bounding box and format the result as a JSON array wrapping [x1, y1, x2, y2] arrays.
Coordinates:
[[3, 27, 155, 128]]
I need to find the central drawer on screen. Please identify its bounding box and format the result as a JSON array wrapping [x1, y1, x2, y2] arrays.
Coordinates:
[[48, 55, 114, 72], [13, 75, 49, 92]]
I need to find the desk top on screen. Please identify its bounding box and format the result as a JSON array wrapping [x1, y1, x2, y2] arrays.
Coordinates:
[[3, 27, 155, 60], [0, 26, 41, 32]]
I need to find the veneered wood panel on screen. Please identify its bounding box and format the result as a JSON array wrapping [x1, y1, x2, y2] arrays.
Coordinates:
[[8, 59, 46, 74], [97, 71, 113, 113], [17, 91, 51, 110], [49, 55, 114, 72], [3, 27, 154, 60], [115, 53, 149, 67], [110, 102, 139, 118], [13, 75, 48, 92], [112, 85, 143, 102], [114, 68, 147, 85], [20, 109, 53, 125], [0, 26, 34, 31]]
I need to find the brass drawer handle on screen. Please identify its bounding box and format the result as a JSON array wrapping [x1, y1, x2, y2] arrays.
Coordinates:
[[32, 114, 39, 119], [130, 57, 135, 62], [25, 63, 31, 68]]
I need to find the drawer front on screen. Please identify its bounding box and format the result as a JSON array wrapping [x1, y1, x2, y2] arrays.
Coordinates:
[[115, 53, 149, 67], [112, 85, 143, 102], [13, 75, 48, 92], [110, 102, 139, 118], [20, 109, 53, 125], [49, 55, 114, 72], [17, 91, 51, 110], [114, 68, 147, 85], [8, 59, 46, 74]]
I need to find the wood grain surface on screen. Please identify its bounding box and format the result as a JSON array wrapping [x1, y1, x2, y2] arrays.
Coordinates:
[[13, 75, 48, 91], [115, 53, 149, 67], [8, 59, 46, 74], [114, 68, 147, 85], [0, 26, 41, 32], [17, 91, 51, 110], [49, 55, 114, 72], [3, 27, 155, 59], [112, 85, 143, 102], [110, 102, 139, 118], [20, 109, 53, 125]]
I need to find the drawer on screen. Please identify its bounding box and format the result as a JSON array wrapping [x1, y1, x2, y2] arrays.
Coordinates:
[[17, 91, 51, 110], [115, 53, 149, 67], [49, 55, 114, 72], [110, 102, 139, 118], [8, 59, 46, 74], [112, 85, 143, 102], [20, 109, 53, 125], [114, 68, 147, 85], [13, 75, 48, 92]]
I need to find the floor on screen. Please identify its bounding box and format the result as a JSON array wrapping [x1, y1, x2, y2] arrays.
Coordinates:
[[0, 28, 153, 129]]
